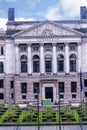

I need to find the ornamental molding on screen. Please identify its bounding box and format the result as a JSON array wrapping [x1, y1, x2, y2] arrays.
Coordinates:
[[13, 20, 84, 39]]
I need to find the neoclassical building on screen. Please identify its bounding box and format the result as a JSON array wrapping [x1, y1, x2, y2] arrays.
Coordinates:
[[0, 7, 87, 104]]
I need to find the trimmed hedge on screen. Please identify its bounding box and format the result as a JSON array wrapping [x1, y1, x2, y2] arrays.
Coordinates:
[[0, 103, 87, 124]]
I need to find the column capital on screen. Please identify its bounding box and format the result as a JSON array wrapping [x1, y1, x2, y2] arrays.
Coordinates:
[[40, 43, 44, 46], [52, 42, 57, 46], [27, 43, 32, 46], [65, 42, 69, 46], [15, 44, 19, 47], [77, 42, 81, 45]]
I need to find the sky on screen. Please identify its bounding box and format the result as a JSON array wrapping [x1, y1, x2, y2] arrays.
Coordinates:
[[0, 0, 87, 30]]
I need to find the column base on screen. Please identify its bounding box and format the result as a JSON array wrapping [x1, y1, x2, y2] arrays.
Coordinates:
[[40, 73, 45, 76], [53, 73, 57, 75], [65, 73, 70, 75], [28, 74, 32, 76]]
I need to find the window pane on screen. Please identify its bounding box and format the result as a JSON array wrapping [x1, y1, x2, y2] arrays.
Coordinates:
[[57, 46, 64, 51], [70, 45, 76, 51], [44, 44, 52, 51], [0, 79, 4, 88], [70, 60, 76, 72], [21, 61, 27, 72], [20, 46, 27, 52], [33, 61, 40, 72], [33, 83, 39, 93], [59, 82, 64, 93], [0, 93, 4, 100], [32, 44, 39, 51], [10, 81, 14, 88], [22, 95, 26, 99], [34, 95, 38, 99], [45, 61, 52, 72], [0, 62, 4, 73], [71, 82, 77, 92], [1, 47, 3, 55], [11, 93, 14, 99], [84, 79, 87, 87], [57, 60, 64, 72], [33, 46, 39, 51], [21, 83, 27, 93], [60, 94, 64, 99], [85, 92, 87, 97], [72, 94, 76, 98]]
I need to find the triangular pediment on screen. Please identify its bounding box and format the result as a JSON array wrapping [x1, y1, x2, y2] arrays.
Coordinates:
[[13, 20, 84, 38]]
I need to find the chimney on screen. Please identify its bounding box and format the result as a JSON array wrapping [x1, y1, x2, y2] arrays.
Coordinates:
[[8, 8, 15, 21], [80, 6, 87, 19]]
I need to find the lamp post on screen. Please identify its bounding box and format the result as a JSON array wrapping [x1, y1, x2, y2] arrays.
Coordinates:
[[59, 87, 61, 130], [37, 86, 40, 130], [80, 71, 83, 130]]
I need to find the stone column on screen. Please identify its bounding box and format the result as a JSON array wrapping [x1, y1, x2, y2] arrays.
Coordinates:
[[65, 43, 69, 73], [52, 43, 57, 74], [15, 45, 20, 74], [77, 43, 81, 73], [28, 44, 32, 75], [40, 44, 45, 74]]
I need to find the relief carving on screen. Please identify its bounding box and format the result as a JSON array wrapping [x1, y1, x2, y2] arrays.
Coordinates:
[[15, 21, 81, 38]]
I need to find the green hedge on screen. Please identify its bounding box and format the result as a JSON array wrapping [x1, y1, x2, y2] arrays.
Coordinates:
[[0, 103, 87, 124]]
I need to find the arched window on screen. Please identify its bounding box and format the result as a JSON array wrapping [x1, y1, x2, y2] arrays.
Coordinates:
[[69, 54, 76, 72], [0, 62, 4, 73], [57, 54, 64, 72], [33, 55, 40, 72], [45, 54, 52, 72], [20, 55, 27, 73]]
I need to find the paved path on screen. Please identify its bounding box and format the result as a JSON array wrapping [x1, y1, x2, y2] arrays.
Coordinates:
[[0, 125, 87, 130]]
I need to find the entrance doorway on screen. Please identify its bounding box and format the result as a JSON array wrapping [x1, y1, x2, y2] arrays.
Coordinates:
[[45, 87, 53, 102]]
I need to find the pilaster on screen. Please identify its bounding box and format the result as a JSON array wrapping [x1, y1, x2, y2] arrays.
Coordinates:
[[28, 44, 32, 75], [65, 43, 69, 73], [15, 45, 20, 74], [40, 43, 45, 74], [52, 43, 57, 74]]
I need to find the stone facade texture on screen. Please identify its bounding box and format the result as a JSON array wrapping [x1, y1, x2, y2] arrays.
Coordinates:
[[0, 8, 87, 105]]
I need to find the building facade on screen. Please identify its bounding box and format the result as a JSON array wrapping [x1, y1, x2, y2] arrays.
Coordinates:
[[0, 7, 87, 105]]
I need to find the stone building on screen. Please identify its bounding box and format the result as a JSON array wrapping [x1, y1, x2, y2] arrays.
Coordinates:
[[0, 7, 87, 105]]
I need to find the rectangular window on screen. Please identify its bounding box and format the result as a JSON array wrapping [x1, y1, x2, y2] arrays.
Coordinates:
[[57, 60, 64, 72], [1, 47, 3, 55], [57, 45, 64, 51], [22, 95, 26, 99], [72, 94, 76, 99], [33, 61, 39, 72], [21, 83, 27, 93], [84, 79, 87, 87], [71, 82, 77, 92], [21, 61, 27, 73], [70, 60, 76, 72], [69, 45, 76, 51], [10, 81, 14, 88], [0, 79, 4, 88], [60, 94, 64, 99], [85, 92, 87, 97], [45, 61, 52, 72], [45, 46, 52, 51], [33, 83, 39, 94], [32, 44, 39, 51], [33, 46, 39, 51], [0, 93, 4, 100], [34, 95, 38, 99], [11, 93, 14, 99], [20, 45, 27, 52], [58, 82, 64, 93]]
